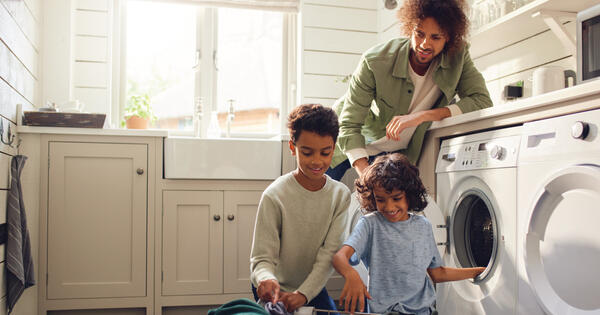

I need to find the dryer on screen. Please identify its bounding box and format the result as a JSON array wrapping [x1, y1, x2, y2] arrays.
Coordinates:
[[425, 126, 521, 315], [517, 109, 600, 315]]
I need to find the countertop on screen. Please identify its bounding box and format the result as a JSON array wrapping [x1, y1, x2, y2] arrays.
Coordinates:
[[17, 126, 169, 137]]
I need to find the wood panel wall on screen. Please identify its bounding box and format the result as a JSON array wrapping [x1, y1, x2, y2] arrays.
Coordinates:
[[300, 0, 378, 107], [73, 0, 113, 116], [42, 0, 113, 117], [475, 22, 576, 105], [0, 0, 40, 313]]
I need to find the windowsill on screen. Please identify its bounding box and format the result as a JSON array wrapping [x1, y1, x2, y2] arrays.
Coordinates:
[[167, 129, 284, 140]]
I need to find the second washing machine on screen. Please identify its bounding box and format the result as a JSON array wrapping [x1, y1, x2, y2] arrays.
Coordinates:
[[517, 109, 600, 315], [425, 126, 521, 315]]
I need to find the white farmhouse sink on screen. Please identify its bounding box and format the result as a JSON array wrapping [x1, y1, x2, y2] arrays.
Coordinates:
[[164, 137, 282, 180]]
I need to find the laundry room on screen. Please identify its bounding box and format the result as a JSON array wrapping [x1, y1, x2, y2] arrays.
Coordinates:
[[1, 0, 600, 314]]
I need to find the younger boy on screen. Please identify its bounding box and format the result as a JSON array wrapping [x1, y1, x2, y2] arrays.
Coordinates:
[[250, 104, 351, 313], [333, 153, 485, 314]]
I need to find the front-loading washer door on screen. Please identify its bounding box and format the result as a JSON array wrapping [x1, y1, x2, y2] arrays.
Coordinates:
[[525, 165, 600, 315], [451, 188, 498, 283]]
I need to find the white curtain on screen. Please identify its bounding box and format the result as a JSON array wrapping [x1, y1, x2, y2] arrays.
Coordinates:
[[147, 0, 299, 12]]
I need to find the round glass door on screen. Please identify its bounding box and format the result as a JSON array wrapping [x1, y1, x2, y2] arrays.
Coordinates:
[[451, 189, 498, 282]]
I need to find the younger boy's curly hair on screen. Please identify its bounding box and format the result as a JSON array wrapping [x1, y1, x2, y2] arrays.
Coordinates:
[[287, 103, 339, 143], [355, 153, 428, 213], [397, 0, 469, 56]]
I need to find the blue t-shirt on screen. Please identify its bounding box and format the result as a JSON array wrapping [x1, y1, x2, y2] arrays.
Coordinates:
[[344, 212, 442, 314]]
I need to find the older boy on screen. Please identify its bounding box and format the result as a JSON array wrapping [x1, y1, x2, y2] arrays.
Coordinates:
[[250, 104, 351, 313]]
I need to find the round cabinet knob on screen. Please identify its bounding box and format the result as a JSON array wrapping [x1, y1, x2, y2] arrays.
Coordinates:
[[136, 168, 144, 175], [489, 145, 504, 160], [213, 214, 221, 221], [227, 214, 235, 221], [571, 121, 590, 140]]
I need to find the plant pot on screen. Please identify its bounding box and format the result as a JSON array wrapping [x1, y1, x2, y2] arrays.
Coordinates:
[[125, 115, 149, 129]]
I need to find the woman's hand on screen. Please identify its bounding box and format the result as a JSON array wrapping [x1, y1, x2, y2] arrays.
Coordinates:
[[385, 112, 424, 141], [352, 158, 369, 177], [257, 279, 280, 303], [279, 291, 307, 312], [339, 271, 371, 313], [386, 108, 452, 141]]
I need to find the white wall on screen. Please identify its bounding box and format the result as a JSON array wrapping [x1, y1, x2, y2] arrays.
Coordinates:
[[377, 1, 403, 43], [42, 0, 114, 118], [0, 0, 40, 313], [299, 0, 378, 107], [474, 22, 576, 105]]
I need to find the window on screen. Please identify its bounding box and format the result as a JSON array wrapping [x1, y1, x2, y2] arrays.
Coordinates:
[[123, 1, 295, 137]]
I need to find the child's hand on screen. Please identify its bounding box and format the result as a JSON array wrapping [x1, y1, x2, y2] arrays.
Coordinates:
[[339, 271, 372, 313], [473, 267, 486, 280], [257, 279, 280, 303], [279, 291, 308, 312]]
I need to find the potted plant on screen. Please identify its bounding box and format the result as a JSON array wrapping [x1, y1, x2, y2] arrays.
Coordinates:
[[123, 94, 157, 129]]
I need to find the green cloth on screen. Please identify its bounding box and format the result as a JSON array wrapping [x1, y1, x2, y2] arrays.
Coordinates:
[[208, 298, 269, 315], [331, 38, 492, 167]]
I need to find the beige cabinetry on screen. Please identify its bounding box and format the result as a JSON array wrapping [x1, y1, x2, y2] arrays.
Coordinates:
[[47, 142, 148, 299], [161, 190, 261, 297], [34, 135, 158, 314]]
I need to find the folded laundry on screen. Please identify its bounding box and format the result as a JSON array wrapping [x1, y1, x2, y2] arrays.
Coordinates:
[[208, 298, 269, 315]]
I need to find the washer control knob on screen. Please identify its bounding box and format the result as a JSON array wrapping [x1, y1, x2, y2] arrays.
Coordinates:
[[571, 121, 590, 140], [489, 145, 504, 160]]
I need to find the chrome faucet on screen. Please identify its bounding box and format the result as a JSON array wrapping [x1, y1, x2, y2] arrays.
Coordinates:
[[226, 99, 235, 138]]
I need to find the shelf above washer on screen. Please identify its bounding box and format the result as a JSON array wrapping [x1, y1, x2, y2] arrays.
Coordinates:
[[469, 0, 598, 59]]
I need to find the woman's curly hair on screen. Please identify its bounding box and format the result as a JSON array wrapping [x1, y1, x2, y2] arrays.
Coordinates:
[[287, 103, 339, 143], [355, 153, 428, 213], [397, 0, 469, 56]]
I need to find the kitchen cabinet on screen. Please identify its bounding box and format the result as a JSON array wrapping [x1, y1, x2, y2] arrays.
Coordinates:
[[46, 142, 148, 299], [162, 190, 262, 296]]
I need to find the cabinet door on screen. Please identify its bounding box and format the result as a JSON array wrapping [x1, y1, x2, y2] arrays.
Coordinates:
[[223, 191, 262, 294], [162, 191, 223, 295], [47, 142, 147, 299]]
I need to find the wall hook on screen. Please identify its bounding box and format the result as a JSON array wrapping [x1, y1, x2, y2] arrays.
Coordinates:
[[0, 119, 17, 147], [384, 0, 397, 10]]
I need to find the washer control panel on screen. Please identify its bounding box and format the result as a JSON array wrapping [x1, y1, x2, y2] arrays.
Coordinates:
[[436, 128, 522, 173]]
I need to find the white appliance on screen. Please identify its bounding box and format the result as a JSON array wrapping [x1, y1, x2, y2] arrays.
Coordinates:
[[425, 126, 521, 315], [577, 3, 600, 84], [517, 109, 600, 315]]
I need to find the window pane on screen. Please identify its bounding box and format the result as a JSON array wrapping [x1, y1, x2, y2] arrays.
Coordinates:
[[126, 1, 196, 130], [216, 8, 283, 134]]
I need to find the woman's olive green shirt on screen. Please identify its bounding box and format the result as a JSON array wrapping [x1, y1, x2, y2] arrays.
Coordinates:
[[331, 38, 492, 168]]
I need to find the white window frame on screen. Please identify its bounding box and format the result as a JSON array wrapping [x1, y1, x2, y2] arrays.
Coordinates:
[[115, 1, 297, 138]]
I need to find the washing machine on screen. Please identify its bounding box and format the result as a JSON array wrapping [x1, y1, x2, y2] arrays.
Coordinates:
[[516, 109, 600, 315], [424, 126, 521, 315]]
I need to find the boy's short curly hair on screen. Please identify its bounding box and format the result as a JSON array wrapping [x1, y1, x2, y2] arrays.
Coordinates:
[[397, 0, 469, 56], [287, 104, 339, 143], [355, 153, 428, 213]]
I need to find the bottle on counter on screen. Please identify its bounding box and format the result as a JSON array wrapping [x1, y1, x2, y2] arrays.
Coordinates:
[[193, 97, 204, 138], [207, 111, 222, 138]]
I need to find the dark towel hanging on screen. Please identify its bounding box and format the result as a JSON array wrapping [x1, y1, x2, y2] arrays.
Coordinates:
[[6, 155, 35, 313]]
